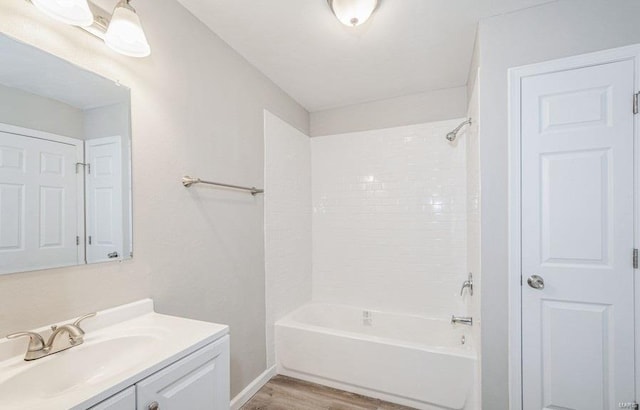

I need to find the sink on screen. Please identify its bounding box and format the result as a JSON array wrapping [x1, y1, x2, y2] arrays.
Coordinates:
[[0, 334, 159, 407], [0, 300, 229, 410]]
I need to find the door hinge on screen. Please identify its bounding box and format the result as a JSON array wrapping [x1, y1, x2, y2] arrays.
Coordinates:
[[76, 236, 79, 246], [633, 248, 638, 269], [634, 92, 639, 114], [88, 235, 92, 245]]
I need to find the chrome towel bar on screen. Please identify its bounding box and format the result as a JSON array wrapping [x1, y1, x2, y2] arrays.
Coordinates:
[[182, 176, 264, 196]]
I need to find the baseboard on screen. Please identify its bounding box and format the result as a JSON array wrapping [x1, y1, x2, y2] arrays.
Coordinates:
[[230, 365, 276, 410]]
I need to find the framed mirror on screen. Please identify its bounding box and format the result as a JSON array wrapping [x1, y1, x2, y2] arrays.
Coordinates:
[[0, 34, 132, 275]]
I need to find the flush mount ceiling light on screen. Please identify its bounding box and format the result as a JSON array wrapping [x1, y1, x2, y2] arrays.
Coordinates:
[[31, 0, 94, 27], [327, 0, 379, 27], [28, 0, 151, 58], [105, 0, 151, 58]]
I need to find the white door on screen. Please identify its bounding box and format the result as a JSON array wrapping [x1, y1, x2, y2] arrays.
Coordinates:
[[521, 60, 636, 409], [85, 136, 122, 263], [0, 131, 82, 273]]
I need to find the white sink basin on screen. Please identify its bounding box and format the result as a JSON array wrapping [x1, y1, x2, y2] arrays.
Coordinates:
[[0, 334, 159, 406], [0, 300, 229, 410]]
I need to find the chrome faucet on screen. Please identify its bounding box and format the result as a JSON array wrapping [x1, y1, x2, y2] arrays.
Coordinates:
[[460, 272, 473, 296], [451, 315, 473, 326], [6, 312, 96, 361]]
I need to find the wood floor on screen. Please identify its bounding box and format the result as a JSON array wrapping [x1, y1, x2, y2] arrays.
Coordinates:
[[241, 375, 416, 410]]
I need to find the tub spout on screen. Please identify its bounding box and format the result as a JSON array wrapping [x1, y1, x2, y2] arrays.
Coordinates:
[[451, 316, 473, 326]]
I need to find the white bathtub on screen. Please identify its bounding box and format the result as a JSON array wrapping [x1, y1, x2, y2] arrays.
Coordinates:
[[275, 303, 476, 410]]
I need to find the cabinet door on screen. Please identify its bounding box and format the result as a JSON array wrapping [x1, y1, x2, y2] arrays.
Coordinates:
[[89, 386, 136, 410], [136, 336, 230, 410]]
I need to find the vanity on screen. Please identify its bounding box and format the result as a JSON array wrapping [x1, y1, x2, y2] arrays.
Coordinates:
[[0, 300, 230, 410]]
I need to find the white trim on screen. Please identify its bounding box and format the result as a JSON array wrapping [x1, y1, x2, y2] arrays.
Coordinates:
[[230, 365, 276, 410], [0, 122, 82, 146], [508, 43, 640, 410]]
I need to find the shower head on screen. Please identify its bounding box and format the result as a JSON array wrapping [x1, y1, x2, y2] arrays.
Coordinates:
[[446, 118, 472, 142]]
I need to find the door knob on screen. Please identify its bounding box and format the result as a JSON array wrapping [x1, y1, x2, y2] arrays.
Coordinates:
[[527, 275, 545, 290], [148, 402, 159, 410]]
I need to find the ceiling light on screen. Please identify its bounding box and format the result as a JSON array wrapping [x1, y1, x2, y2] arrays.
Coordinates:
[[104, 0, 151, 58], [327, 0, 379, 27], [31, 0, 94, 27]]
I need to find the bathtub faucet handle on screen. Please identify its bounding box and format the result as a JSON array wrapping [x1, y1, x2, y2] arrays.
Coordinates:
[[460, 272, 473, 296]]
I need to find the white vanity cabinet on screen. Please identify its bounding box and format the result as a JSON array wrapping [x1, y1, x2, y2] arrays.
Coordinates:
[[90, 387, 136, 410], [90, 335, 230, 410]]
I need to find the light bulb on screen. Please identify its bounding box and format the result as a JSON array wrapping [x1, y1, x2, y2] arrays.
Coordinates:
[[32, 0, 94, 27], [328, 0, 379, 27], [105, 0, 151, 58]]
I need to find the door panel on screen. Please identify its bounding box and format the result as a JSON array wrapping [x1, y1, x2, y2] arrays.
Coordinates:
[[136, 336, 230, 410], [541, 149, 611, 265], [89, 386, 136, 410], [0, 132, 81, 273], [85, 136, 123, 263], [521, 60, 636, 409]]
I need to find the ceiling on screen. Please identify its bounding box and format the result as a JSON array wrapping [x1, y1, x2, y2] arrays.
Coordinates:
[[176, 0, 555, 112], [0, 34, 129, 110]]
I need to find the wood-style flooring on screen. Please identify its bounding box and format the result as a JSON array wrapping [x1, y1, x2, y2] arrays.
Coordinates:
[[241, 375, 416, 410]]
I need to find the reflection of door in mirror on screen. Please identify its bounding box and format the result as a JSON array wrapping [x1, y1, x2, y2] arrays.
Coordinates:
[[0, 34, 132, 275], [0, 128, 84, 274], [85, 136, 123, 263]]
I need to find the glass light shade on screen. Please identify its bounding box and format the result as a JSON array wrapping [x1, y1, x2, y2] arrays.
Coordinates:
[[104, 1, 150, 58], [329, 0, 379, 27], [31, 0, 94, 27]]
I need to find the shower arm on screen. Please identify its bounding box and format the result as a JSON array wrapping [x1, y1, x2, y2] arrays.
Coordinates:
[[451, 119, 472, 135]]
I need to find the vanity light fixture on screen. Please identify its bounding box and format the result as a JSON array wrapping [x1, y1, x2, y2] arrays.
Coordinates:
[[31, 0, 94, 27], [327, 0, 379, 27], [28, 0, 151, 58], [105, 0, 151, 58]]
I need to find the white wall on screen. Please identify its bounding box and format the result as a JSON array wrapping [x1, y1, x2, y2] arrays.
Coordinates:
[[475, 1, 640, 408], [0, 83, 84, 139], [264, 110, 312, 368], [311, 120, 467, 317], [0, 0, 308, 397], [310, 87, 467, 137]]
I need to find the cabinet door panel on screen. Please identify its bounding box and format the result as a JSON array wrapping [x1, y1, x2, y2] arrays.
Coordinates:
[[89, 386, 135, 410], [136, 336, 230, 410]]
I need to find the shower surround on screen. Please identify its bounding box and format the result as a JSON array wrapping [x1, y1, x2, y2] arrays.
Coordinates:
[[265, 116, 477, 409], [311, 119, 468, 318]]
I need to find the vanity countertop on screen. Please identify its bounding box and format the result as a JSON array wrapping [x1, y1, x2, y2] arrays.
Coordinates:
[[0, 299, 229, 410]]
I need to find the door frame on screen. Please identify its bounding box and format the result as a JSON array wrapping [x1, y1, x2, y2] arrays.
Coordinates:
[[507, 44, 640, 410]]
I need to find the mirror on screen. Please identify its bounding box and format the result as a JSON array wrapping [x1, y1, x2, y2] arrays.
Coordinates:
[[0, 34, 132, 275]]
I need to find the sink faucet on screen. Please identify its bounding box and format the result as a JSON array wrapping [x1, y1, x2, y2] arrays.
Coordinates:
[[451, 315, 473, 326], [6, 313, 96, 361], [460, 272, 473, 296]]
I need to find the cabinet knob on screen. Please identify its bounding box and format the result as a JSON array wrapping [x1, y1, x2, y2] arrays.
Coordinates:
[[148, 402, 159, 410]]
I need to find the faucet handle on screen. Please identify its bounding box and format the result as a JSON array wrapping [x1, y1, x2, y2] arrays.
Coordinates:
[[6, 331, 45, 352], [73, 312, 96, 330], [460, 272, 474, 296]]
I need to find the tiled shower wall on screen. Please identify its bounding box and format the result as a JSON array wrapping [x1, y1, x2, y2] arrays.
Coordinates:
[[311, 119, 468, 318], [264, 111, 312, 367], [466, 74, 482, 409]]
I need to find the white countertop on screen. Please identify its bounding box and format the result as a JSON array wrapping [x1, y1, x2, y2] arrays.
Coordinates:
[[0, 299, 228, 410]]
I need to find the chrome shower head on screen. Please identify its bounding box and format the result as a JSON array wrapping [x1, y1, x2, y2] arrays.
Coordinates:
[[446, 118, 472, 142]]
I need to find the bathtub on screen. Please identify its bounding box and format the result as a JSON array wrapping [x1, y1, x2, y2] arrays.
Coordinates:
[[275, 303, 476, 410]]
